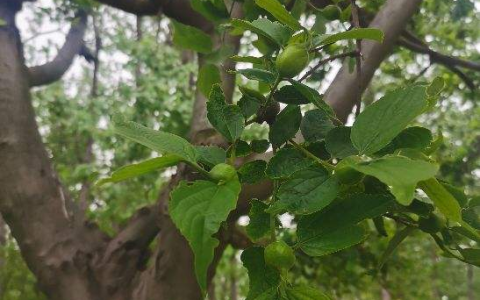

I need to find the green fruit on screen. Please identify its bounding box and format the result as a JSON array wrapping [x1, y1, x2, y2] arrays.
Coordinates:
[[276, 44, 310, 78], [264, 240, 296, 270], [321, 5, 341, 21], [209, 163, 237, 181], [418, 214, 446, 234]]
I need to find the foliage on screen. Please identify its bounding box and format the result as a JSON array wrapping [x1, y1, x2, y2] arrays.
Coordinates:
[[3, 0, 480, 299]]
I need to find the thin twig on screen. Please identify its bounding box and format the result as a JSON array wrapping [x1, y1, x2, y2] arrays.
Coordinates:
[[351, 0, 363, 117], [300, 50, 359, 82]]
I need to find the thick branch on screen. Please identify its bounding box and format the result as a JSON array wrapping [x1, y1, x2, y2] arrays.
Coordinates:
[[324, 0, 424, 122], [94, 0, 212, 32], [28, 12, 88, 87], [398, 37, 480, 72]]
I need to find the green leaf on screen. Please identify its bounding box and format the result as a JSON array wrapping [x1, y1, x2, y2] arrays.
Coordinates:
[[300, 109, 335, 143], [231, 55, 265, 64], [459, 248, 480, 265], [325, 126, 358, 158], [235, 68, 277, 84], [238, 95, 262, 119], [265, 147, 313, 179], [113, 115, 198, 163], [351, 85, 429, 155], [291, 82, 335, 117], [172, 20, 212, 53], [284, 285, 332, 300], [246, 200, 271, 241], [196, 146, 226, 167], [316, 28, 384, 46], [241, 247, 281, 300], [418, 178, 462, 222], [96, 155, 181, 186], [254, 0, 302, 31], [191, 0, 229, 22], [251, 139, 271, 153], [376, 126, 433, 155], [349, 155, 439, 205], [239, 160, 267, 184], [207, 85, 245, 142], [378, 226, 416, 269], [298, 193, 395, 244], [269, 105, 302, 148], [300, 224, 367, 257], [273, 85, 310, 105], [268, 166, 339, 215], [169, 178, 241, 292], [197, 64, 221, 97], [231, 18, 293, 46]]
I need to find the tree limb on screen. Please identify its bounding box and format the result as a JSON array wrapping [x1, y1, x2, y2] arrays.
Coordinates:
[[28, 11, 88, 87], [323, 0, 424, 122]]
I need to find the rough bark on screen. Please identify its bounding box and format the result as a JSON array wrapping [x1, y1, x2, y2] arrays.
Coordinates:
[[0, 4, 107, 299], [324, 0, 424, 122]]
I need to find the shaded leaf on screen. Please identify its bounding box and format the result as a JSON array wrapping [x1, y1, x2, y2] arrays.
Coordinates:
[[268, 166, 339, 215], [196, 146, 227, 168], [269, 105, 302, 148], [325, 126, 358, 158], [378, 226, 416, 269], [246, 200, 271, 241], [241, 247, 281, 300], [239, 160, 267, 184], [300, 224, 367, 257], [197, 64, 221, 97], [207, 85, 245, 142], [265, 147, 313, 179], [300, 109, 335, 143]]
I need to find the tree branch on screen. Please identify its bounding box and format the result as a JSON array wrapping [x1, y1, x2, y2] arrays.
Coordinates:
[[27, 11, 88, 87], [323, 0, 424, 122], [398, 36, 480, 72]]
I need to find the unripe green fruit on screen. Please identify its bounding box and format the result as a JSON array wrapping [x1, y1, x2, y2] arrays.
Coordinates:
[[276, 44, 310, 78], [418, 214, 446, 234], [209, 163, 237, 181], [321, 5, 341, 21], [264, 240, 296, 270]]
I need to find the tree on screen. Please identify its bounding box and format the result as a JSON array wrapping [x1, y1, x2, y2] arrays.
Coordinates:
[[0, 0, 479, 299]]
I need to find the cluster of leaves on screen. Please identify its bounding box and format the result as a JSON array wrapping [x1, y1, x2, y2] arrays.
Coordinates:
[[98, 0, 480, 299]]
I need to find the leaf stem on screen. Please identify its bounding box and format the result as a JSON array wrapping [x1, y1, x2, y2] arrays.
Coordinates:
[[288, 139, 335, 171]]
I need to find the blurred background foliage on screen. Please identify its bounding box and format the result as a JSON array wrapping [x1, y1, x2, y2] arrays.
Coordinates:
[[0, 0, 479, 299]]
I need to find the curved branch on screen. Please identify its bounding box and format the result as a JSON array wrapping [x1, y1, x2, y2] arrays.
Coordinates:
[[28, 12, 88, 87], [323, 0, 424, 122], [94, 0, 213, 32], [398, 37, 480, 72]]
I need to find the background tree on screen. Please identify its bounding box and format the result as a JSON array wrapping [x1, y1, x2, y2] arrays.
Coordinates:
[[0, 0, 479, 299]]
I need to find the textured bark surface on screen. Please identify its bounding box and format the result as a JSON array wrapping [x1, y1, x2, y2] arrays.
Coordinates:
[[324, 0, 424, 122]]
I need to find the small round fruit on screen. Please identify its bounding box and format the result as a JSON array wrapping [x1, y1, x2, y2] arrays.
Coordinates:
[[264, 240, 296, 270], [321, 5, 341, 21], [418, 214, 446, 234], [256, 101, 280, 125], [276, 44, 310, 78], [209, 163, 237, 181]]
